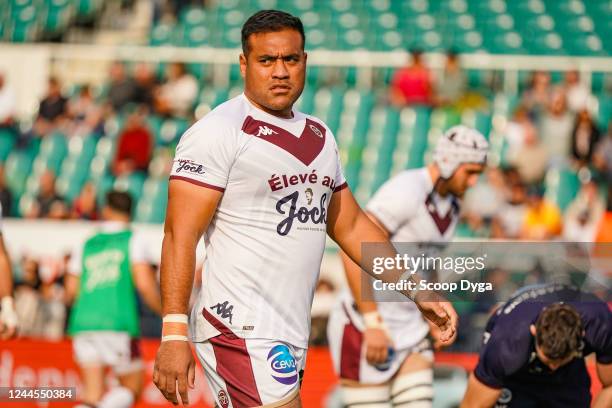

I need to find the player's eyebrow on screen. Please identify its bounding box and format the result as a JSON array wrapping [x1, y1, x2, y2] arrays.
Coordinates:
[[258, 53, 301, 61]]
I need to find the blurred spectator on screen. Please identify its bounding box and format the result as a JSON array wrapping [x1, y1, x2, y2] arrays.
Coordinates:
[[14, 255, 43, 337], [491, 179, 528, 239], [563, 70, 592, 113], [521, 71, 551, 118], [154, 62, 198, 118], [462, 167, 505, 224], [71, 182, 99, 220], [570, 109, 600, 167], [67, 85, 103, 137], [132, 62, 158, 109], [389, 49, 434, 107], [507, 122, 549, 185], [0, 72, 16, 129], [562, 181, 605, 242], [520, 187, 562, 240], [24, 78, 69, 145], [436, 50, 466, 106], [0, 165, 12, 216], [112, 107, 153, 176], [504, 106, 536, 157], [593, 121, 612, 183], [539, 89, 574, 163], [38, 77, 67, 122], [106, 61, 137, 112], [27, 170, 68, 219]]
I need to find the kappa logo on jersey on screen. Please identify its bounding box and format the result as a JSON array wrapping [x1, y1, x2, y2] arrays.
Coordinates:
[[210, 301, 234, 324], [175, 159, 205, 175], [217, 390, 229, 408], [256, 125, 277, 137], [267, 344, 298, 385], [275, 191, 328, 236]]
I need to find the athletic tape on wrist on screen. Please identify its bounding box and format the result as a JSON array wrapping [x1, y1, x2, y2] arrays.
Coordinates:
[[162, 314, 189, 339], [363, 311, 383, 329], [161, 335, 189, 342], [162, 314, 189, 324]]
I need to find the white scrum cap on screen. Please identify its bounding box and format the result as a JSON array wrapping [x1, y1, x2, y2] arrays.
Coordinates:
[[433, 125, 489, 179]]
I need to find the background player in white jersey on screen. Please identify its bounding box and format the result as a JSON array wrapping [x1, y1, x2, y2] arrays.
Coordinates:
[[327, 126, 488, 407], [153, 10, 457, 408], [0, 202, 18, 339]]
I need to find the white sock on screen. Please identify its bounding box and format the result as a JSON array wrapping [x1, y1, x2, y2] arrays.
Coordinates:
[[98, 386, 134, 408]]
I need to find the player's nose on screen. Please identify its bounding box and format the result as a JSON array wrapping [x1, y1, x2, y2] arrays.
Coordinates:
[[271, 59, 289, 79]]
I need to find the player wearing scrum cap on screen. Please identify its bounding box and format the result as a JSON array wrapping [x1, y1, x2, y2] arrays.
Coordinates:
[[327, 125, 488, 407], [0, 202, 18, 339]]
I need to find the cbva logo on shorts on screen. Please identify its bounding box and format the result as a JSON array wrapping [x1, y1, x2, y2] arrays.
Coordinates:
[[267, 345, 298, 385]]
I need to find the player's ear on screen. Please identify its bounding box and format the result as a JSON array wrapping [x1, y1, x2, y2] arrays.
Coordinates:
[[239, 53, 247, 78], [529, 324, 536, 337]]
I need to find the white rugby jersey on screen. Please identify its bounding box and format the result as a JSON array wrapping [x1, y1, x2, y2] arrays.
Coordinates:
[[170, 94, 346, 349], [342, 167, 459, 350]]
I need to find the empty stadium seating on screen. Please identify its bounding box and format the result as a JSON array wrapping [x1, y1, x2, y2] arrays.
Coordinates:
[[146, 0, 612, 56]]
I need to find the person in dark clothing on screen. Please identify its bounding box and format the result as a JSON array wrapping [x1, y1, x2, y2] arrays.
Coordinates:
[[461, 284, 612, 408], [570, 109, 600, 166]]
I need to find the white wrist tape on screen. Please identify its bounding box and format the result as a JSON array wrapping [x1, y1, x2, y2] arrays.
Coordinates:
[[363, 311, 383, 329], [162, 314, 189, 324], [161, 335, 189, 342]]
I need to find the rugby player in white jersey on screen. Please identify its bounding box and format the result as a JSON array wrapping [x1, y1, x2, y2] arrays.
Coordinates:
[[153, 10, 458, 408], [327, 126, 488, 407], [0, 202, 18, 339]]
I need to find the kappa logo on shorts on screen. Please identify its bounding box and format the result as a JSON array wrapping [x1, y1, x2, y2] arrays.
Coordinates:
[[267, 344, 298, 385], [210, 301, 234, 324], [217, 390, 229, 408], [175, 159, 205, 175]]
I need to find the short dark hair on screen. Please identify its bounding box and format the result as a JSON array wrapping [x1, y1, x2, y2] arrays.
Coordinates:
[[535, 303, 583, 361], [106, 190, 133, 217], [241, 10, 305, 55]]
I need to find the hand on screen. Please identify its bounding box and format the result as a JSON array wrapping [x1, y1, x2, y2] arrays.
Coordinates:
[[427, 319, 454, 350], [414, 291, 458, 346], [0, 297, 18, 340], [364, 327, 393, 365], [153, 341, 196, 406]]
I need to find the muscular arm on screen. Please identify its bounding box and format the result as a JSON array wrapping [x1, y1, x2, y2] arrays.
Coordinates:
[[593, 363, 612, 408], [327, 187, 457, 341], [460, 373, 502, 408], [340, 211, 389, 316], [160, 180, 222, 316], [327, 188, 404, 286], [132, 263, 162, 315]]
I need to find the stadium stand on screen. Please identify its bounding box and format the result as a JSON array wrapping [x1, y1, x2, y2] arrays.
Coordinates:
[[0, 0, 610, 230]]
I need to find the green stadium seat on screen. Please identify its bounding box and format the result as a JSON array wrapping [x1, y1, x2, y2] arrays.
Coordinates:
[[5, 151, 34, 201], [135, 178, 168, 224], [544, 167, 580, 212], [114, 173, 145, 203]]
